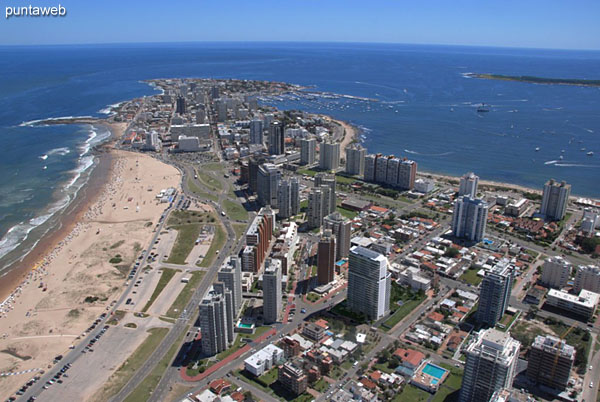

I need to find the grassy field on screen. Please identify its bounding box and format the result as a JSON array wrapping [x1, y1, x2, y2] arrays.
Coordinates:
[[459, 268, 483, 286], [201, 162, 224, 171], [92, 328, 169, 402], [312, 378, 329, 392], [123, 326, 188, 402], [166, 210, 217, 265], [195, 168, 223, 193], [223, 199, 248, 221], [198, 223, 226, 268], [394, 385, 430, 402], [141, 268, 178, 312], [165, 271, 205, 318], [382, 285, 427, 331], [233, 223, 247, 240], [186, 177, 218, 202]]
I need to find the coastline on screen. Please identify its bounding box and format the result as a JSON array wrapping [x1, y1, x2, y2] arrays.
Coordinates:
[[0, 121, 124, 303]]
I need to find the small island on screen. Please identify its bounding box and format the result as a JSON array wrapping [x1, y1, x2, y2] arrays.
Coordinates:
[[464, 72, 600, 87]]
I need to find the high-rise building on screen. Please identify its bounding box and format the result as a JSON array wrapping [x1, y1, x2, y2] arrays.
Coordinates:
[[540, 179, 571, 221], [459, 172, 479, 198], [540, 256, 572, 289], [307, 186, 330, 229], [176, 96, 186, 115], [363, 154, 378, 182], [250, 119, 264, 145], [215, 99, 227, 122], [315, 173, 336, 214], [213, 282, 235, 344], [319, 141, 340, 171], [346, 143, 366, 176], [317, 230, 336, 285], [581, 208, 599, 235], [199, 289, 234, 356], [210, 86, 219, 99], [323, 212, 351, 259], [277, 178, 300, 219], [347, 246, 391, 320], [459, 328, 520, 402], [476, 259, 512, 326], [574, 264, 600, 294], [452, 196, 489, 243], [244, 208, 274, 273], [527, 335, 575, 391], [386, 157, 401, 187], [375, 154, 389, 183], [268, 121, 285, 155], [257, 163, 280, 208], [248, 155, 267, 194], [300, 137, 316, 165], [397, 159, 417, 190], [278, 362, 308, 396], [263, 259, 282, 324], [218, 257, 243, 314]]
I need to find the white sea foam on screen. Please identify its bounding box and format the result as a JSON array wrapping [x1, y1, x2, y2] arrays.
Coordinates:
[[19, 115, 95, 127], [46, 147, 70, 156], [404, 149, 454, 157]]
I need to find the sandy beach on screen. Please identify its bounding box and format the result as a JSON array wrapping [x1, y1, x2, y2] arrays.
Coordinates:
[[0, 140, 180, 398], [334, 119, 358, 160]]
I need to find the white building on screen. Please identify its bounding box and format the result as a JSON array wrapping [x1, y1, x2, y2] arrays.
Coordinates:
[[300, 137, 316, 165], [244, 344, 284, 376], [263, 259, 282, 324], [414, 179, 434, 194], [347, 246, 391, 320], [540, 179, 570, 221], [345, 143, 365, 176], [540, 256, 571, 289], [399, 267, 431, 291], [460, 329, 520, 402], [319, 141, 340, 171], [178, 135, 201, 152], [574, 265, 600, 293], [459, 172, 479, 198], [546, 289, 599, 320], [452, 196, 488, 243]]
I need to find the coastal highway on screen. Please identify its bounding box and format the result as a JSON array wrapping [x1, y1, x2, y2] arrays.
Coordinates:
[[17, 190, 179, 402]]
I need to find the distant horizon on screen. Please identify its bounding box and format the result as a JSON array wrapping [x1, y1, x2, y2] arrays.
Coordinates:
[[2, 39, 600, 53]]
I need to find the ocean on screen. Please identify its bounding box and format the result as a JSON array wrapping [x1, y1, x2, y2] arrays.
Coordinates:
[[0, 42, 599, 272]]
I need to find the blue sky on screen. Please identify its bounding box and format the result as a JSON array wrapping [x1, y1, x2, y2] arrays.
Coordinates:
[[1, 0, 599, 49]]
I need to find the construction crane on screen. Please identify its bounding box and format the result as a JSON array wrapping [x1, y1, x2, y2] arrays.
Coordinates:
[[549, 322, 577, 385]]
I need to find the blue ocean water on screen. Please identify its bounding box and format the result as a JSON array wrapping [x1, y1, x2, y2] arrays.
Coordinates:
[[0, 42, 599, 268]]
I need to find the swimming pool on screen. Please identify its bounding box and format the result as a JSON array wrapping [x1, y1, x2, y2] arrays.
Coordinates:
[[238, 323, 253, 329], [422, 363, 447, 380]]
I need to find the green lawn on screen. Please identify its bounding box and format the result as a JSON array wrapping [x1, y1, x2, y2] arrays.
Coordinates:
[[233, 223, 247, 240], [298, 168, 318, 177], [382, 285, 427, 331], [94, 328, 169, 401], [312, 378, 329, 392], [123, 326, 188, 402], [337, 206, 358, 220], [215, 335, 245, 361], [186, 177, 218, 202], [165, 271, 205, 318], [202, 162, 224, 171], [373, 361, 395, 374], [459, 268, 482, 286], [395, 385, 430, 402], [438, 363, 464, 390], [432, 386, 459, 402], [141, 268, 178, 312], [165, 224, 202, 265], [196, 169, 223, 193], [334, 173, 360, 185], [307, 292, 320, 302], [198, 223, 226, 268], [247, 325, 272, 340], [223, 199, 248, 221]]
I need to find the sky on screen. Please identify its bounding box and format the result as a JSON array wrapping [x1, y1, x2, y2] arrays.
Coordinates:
[[1, 0, 599, 50]]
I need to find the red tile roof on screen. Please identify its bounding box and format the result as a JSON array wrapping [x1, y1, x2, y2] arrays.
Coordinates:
[[393, 348, 425, 367]]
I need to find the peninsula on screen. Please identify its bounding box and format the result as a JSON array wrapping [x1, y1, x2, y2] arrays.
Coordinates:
[[465, 72, 600, 87]]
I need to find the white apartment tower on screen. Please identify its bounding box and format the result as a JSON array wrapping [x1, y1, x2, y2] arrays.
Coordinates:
[[540, 179, 570, 221], [263, 259, 282, 324], [300, 137, 316, 165], [459, 329, 520, 402], [347, 246, 391, 320], [452, 196, 489, 242], [345, 143, 366, 176], [319, 141, 340, 171], [459, 172, 479, 198], [218, 256, 243, 314], [574, 264, 600, 294], [540, 256, 572, 289]]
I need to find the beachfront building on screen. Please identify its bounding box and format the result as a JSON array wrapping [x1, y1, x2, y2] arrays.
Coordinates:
[[199, 288, 234, 356], [347, 246, 391, 320], [218, 256, 243, 314], [300, 137, 316, 165], [540, 256, 572, 290], [526, 335, 575, 391], [363, 153, 378, 182], [345, 143, 365, 176], [397, 159, 417, 190], [268, 120, 285, 155], [317, 230, 336, 285], [319, 141, 340, 171], [263, 259, 282, 324], [315, 173, 336, 214], [452, 196, 488, 243], [460, 329, 520, 402], [323, 211, 352, 259], [459, 172, 479, 198], [540, 179, 570, 221], [257, 163, 280, 208], [574, 264, 600, 294], [476, 259, 512, 327]]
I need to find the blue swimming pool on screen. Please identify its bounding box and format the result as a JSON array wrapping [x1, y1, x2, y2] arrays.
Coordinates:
[[422, 363, 447, 380]]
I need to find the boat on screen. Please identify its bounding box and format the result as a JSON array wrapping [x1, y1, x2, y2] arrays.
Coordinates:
[[581, 148, 586, 151], [535, 147, 540, 152], [39, 154, 48, 160], [559, 155, 564, 160], [587, 152, 594, 156], [477, 103, 490, 113]]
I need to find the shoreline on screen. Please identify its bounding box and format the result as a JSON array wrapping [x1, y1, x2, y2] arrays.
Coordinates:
[[0, 121, 123, 303]]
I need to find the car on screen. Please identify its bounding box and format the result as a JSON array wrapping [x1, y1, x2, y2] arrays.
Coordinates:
[[590, 382, 594, 388], [590, 365, 593, 370], [301, 308, 306, 314]]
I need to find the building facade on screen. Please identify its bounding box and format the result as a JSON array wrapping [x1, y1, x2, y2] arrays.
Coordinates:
[[540, 179, 570, 221], [347, 246, 391, 320], [300, 137, 316, 165], [319, 141, 340, 171], [323, 211, 352, 259], [345, 143, 366, 176], [459, 172, 479, 198], [317, 230, 336, 285], [459, 329, 520, 402], [268, 120, 285, 155], [249, 119, 264, 145], [257, 163, 280, 208], [476, 259, 512, 327], [527, 335, 575, 390], [574, 264, 600, 294], [540, 256, 572, 290], [307, 186, 331, 229], [263, 259, 282, 324], [218, 256, 243, 314], [199, 289, 234, 356], [452, 196, 488, 243]]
